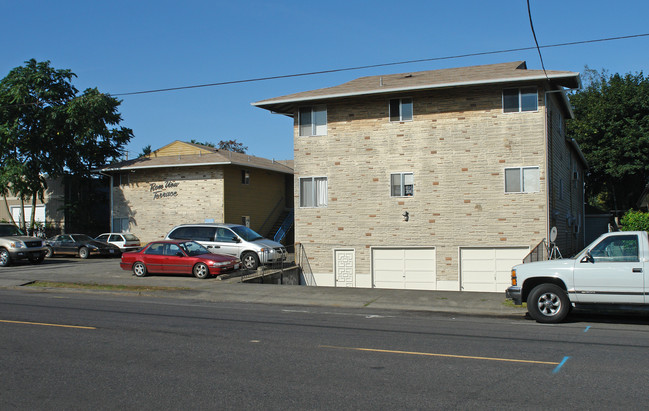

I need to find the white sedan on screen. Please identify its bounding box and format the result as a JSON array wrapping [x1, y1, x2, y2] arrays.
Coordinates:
[[95, 233, 141, 252]]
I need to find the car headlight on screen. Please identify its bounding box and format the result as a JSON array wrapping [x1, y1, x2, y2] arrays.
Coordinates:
[[211, 261, 229, 267], [10, 240, 26, 248]]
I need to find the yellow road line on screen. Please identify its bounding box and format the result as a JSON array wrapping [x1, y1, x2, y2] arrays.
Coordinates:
[[0, 319, 96, 330], [320, 345, 559, 365]]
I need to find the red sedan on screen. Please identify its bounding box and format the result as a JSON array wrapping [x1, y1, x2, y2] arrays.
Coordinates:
[[120, 240, 240, 279]]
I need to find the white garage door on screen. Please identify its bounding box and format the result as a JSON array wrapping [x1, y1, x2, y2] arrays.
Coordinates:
[[372, 248, 436, 290], [460, 247, 529, 292]]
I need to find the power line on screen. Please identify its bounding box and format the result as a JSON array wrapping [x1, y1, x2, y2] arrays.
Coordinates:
[[526, 0, 549, 81], [109, 32, 649, 97]]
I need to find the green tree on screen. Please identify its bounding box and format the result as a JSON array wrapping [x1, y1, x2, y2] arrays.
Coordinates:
[[217, 139, 248, 153], [138, 144, 152, 158], [0, 59, 132, 233], [568, 68, 649, 212], [188, 139, 247, 153]]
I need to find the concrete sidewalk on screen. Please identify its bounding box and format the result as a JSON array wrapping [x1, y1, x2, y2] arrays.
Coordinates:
[[0, 269, 527, 318]]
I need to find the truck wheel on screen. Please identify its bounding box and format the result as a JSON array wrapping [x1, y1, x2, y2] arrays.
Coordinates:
[[528, 284, 570, 323]]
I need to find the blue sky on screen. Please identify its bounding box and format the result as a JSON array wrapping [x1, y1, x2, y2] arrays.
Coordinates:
[[3, 0, 648, 161]]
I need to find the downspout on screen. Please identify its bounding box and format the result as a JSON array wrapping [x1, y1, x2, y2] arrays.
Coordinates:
[[544, 90, 552, 255]]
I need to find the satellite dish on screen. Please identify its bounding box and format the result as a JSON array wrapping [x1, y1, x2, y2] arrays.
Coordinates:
[[550, 226, 558, 243]]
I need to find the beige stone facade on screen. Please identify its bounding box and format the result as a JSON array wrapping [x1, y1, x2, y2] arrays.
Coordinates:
[[100, 141, 293, 244], [255, 61, 586, 291]]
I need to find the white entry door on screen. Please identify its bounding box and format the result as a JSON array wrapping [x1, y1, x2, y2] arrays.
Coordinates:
[[334, 249, 355, 287], [372, 248, 436, 290], [460, 247, 529, 292]]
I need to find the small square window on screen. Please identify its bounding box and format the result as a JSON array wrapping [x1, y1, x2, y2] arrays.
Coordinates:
[[113, 217, 129, 232], [505, 167, 539, 193], [389, 98, 413, 122], [503, 87, 537, 113], [299, 106, 327, 136], [390, 172, 414, 197], [299, 177, 328, 207]]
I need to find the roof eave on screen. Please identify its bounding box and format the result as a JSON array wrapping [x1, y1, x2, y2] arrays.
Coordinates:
[[252, 73, 580, 111], [95, 160, 293, 174]]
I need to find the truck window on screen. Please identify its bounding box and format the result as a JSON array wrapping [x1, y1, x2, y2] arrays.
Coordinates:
[[590, 235, 639, 262]]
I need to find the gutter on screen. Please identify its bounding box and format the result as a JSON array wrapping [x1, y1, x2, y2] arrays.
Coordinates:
[[96, 160, 294, 174], [252, 73, 580, 108]]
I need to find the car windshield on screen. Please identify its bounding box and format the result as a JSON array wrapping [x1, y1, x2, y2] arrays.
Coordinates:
[[231, 225, 264, 242], [0, 225, 24, 236], [180, 241, 210, 256], [71, 234, 94, 242], [123, 234, 139, 241]]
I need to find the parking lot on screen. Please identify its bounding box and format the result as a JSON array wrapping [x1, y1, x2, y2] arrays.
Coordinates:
[[0, 256, 237, 288]]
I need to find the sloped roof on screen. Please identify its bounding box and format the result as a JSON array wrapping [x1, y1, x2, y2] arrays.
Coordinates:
[[97, 141, 293, 174], [253, 61, 580, 114]]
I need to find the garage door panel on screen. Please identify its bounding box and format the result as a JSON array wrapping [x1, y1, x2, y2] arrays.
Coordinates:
[[405, 270, 435, 284], [372, 248, 436, 290], [461, 258, 496, 272], [461, 247, 528, 293], [461, 249, 495, 260], [374, 249, 405, 259]]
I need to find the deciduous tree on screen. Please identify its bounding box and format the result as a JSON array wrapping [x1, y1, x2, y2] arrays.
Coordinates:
[[0, 59, 132, 233], [568, 68, 649, 212]]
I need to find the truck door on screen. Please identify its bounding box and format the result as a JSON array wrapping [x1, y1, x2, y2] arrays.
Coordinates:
[[572, 234, 645, 304]]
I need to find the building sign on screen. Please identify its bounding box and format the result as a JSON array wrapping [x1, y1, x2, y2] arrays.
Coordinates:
[[150, 180, 180, 200]]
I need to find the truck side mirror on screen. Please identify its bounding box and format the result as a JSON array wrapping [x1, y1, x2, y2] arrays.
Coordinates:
[[581, 250, 594, 263]]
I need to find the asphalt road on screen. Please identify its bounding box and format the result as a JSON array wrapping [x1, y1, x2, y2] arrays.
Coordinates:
[[2, 289, 649, 409]]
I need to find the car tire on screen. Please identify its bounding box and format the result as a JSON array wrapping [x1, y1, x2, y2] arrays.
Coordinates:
[[133, 262, 147, 277], [528, 283, 570, 323], [0, 248, 10, 267], [45, 246, 53, 258], [78, 247, 89, 259], [193, 263, 210, 279], [241, 251, 259, 270]]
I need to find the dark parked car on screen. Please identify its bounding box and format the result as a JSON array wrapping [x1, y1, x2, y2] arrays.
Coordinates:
[[120, 240, 240, 279], [45, 234, 121, 259]]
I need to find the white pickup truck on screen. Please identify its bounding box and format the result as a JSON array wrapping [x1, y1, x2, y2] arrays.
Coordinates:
[[507, 231, 649, 323]]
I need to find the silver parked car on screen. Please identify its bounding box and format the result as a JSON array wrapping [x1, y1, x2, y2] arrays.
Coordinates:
[[165, 223, 286, 270]]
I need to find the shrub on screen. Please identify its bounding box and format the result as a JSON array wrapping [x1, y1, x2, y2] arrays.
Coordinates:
[[620, 210, 649, 231]]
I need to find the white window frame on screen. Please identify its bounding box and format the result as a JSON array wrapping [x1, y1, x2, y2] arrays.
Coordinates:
[[298, 106, 327, 136], [504, 167, 540, 193], [390, 172, 414, 197], [299, 176, 328, 208], [502, 87, 538, 113], [389, 98, 413, 122], [11, 205, 45, 224]]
